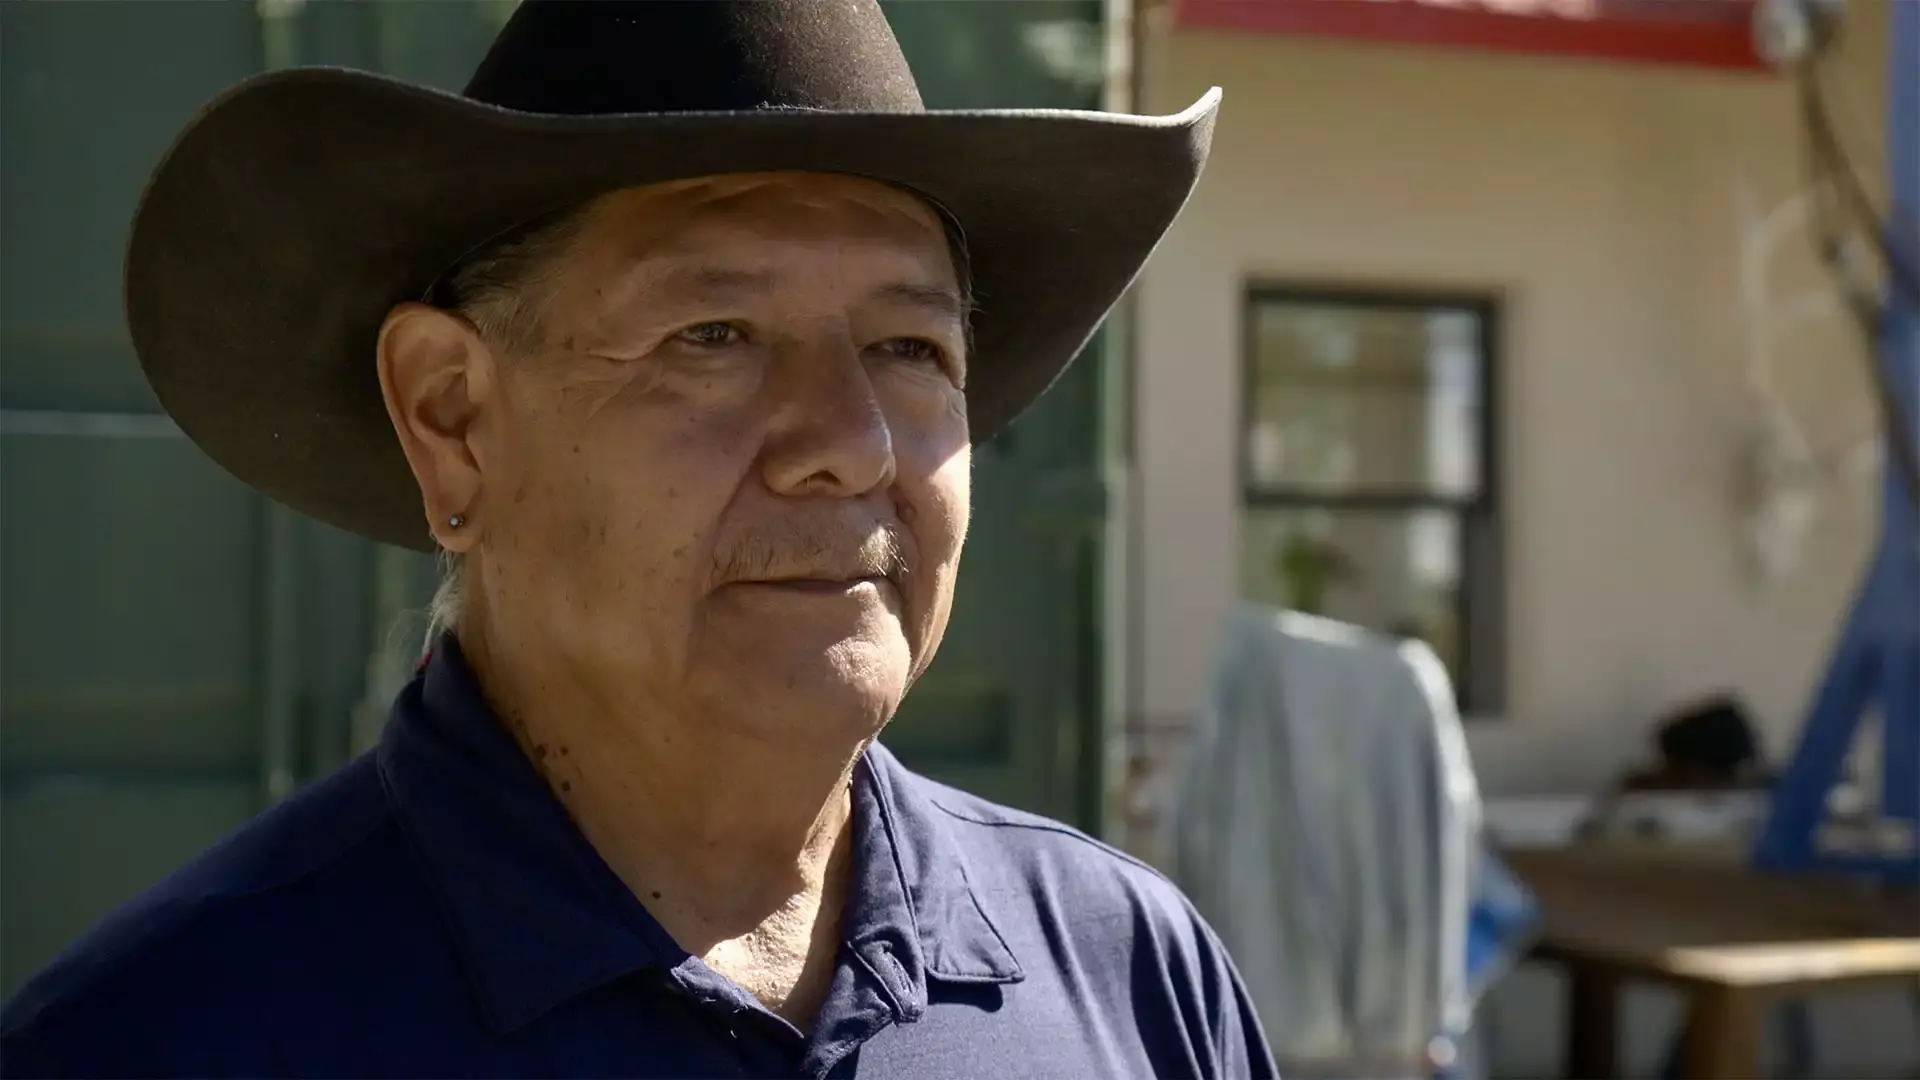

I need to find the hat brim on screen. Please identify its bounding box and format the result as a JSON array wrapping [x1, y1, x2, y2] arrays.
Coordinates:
[[125, 68, 1220, 552]]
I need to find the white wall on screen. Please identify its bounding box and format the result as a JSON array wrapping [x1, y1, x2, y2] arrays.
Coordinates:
[[1134, 11, 1890, 795]]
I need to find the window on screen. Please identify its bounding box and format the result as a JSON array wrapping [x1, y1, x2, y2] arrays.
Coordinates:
[[1240, 287, 1503, 713]]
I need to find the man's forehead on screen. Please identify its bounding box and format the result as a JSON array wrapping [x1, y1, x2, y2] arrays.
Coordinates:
[[538, 174, 971, 330], [578, 172, 954, 263]]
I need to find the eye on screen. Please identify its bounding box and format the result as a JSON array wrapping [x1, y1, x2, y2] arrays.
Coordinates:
[[676, 322, 744, 347], [873, 337, 947, 367]]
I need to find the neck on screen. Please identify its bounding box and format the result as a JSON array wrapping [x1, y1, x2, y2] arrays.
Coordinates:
[[456, 617, 864, 951]]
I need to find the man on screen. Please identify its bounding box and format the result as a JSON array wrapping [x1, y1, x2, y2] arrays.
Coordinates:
[[1, 3, 1265, 1077]]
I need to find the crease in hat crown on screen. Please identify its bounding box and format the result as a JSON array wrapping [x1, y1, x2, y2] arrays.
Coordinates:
[[463, 0, 926, 116]]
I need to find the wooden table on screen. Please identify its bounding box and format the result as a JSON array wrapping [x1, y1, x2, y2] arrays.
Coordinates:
[[1505, 847, 1920, 1079]]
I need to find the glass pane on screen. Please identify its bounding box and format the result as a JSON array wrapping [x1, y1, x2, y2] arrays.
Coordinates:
[[1246, 298, 1485, 496], [1240, 505, 1466, 693]]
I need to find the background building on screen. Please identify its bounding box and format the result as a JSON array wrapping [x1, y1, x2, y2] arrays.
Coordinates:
[[1122, 0, 1909, 1073]]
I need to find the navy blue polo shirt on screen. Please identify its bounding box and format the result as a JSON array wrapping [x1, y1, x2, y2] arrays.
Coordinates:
[[1, 640, 1275, 1079]]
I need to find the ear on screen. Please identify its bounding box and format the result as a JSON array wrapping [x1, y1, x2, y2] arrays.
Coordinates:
[[376, 302, 499, 552]]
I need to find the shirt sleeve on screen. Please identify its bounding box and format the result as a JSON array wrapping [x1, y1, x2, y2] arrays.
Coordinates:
[[0, 1030, 68, 1079], [1198, 916, 1281, 1080]]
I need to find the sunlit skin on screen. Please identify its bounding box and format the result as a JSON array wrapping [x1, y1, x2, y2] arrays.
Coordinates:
[[375, 173, 971, 1025]]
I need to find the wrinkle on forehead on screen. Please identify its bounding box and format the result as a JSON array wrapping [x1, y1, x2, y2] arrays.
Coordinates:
[[588, 172, 951, 264], [543, 173, 966, 356]]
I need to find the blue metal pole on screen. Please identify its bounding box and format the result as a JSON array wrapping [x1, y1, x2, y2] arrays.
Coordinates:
[[1872, 0, 1919, 843], [1752, 579, 1880, 871], [1752, 0, 1920, 882]]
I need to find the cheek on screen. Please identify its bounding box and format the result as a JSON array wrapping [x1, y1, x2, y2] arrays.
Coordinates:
[[499, 399, 744, 604], [901, 449, 968, 668], [576, 443, 736, 587], [926, 450, 970, 556], [901, 447, 970, 604], [888, 388, 970, 559]]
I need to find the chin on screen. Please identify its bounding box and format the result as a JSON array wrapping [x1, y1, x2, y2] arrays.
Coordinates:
[[797, 638, 912, 726], [707, 635, 913, 745], [798, 680, 902, 737], [731, 679, 902, 751]]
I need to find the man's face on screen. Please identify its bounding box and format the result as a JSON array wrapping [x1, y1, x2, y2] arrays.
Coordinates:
[[395, 173, 971, 745]]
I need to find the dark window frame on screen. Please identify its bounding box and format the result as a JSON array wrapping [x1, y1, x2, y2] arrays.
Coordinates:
[[1239, 283, 1505, 714]]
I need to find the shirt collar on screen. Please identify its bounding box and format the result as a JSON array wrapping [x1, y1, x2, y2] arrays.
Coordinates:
[[378, 637, 1021, 1034], [845, 742, 1025, 1018]]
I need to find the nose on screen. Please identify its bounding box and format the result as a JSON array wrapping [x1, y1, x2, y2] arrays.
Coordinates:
[[759, 337, 896, 498]]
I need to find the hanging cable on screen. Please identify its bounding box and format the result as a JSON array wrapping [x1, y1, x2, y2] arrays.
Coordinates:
[[1796, 52, 1920, 498]]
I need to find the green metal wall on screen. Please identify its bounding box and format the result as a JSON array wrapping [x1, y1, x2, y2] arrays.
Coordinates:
[[0, 0, 1113, 997]]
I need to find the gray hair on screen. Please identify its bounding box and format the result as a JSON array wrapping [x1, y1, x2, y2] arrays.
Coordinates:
[[429, 206, 586, 362], [424, 548, 468, 648]]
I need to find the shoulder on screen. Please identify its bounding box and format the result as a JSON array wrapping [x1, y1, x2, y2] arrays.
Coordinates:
[[894, 769, 1276, 1077], [0, 755, 436, 1072], [903, 770, 1219, 957]]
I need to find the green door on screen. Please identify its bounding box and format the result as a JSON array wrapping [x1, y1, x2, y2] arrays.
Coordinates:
[[0, 0, 379, 995], [0, 0, 1114, 999]]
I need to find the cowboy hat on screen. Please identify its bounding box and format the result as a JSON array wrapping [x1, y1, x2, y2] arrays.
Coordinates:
[[126, 0, 1220, 551]]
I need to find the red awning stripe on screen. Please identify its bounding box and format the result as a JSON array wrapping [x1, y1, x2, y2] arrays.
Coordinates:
[[1171, 0, 1768, 72]]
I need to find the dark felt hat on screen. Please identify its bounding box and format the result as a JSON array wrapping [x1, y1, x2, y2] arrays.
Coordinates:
[[126, 0, 1220, 551]]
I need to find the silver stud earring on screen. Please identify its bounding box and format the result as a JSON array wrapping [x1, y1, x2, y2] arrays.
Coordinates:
[[448, 514, 466, 529]]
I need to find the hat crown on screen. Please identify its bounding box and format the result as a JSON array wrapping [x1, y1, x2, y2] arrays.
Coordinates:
[[465, 0, 925, 116]]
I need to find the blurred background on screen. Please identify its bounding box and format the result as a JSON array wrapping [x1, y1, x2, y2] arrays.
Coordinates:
[[2, 0, 1914, 1076]]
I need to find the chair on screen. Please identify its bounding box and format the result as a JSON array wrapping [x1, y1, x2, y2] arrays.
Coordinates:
[[1170, 605, 1535, 1080]]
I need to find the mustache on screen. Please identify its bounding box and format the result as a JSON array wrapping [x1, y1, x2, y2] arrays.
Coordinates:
[[712, 520, 911, 585]]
